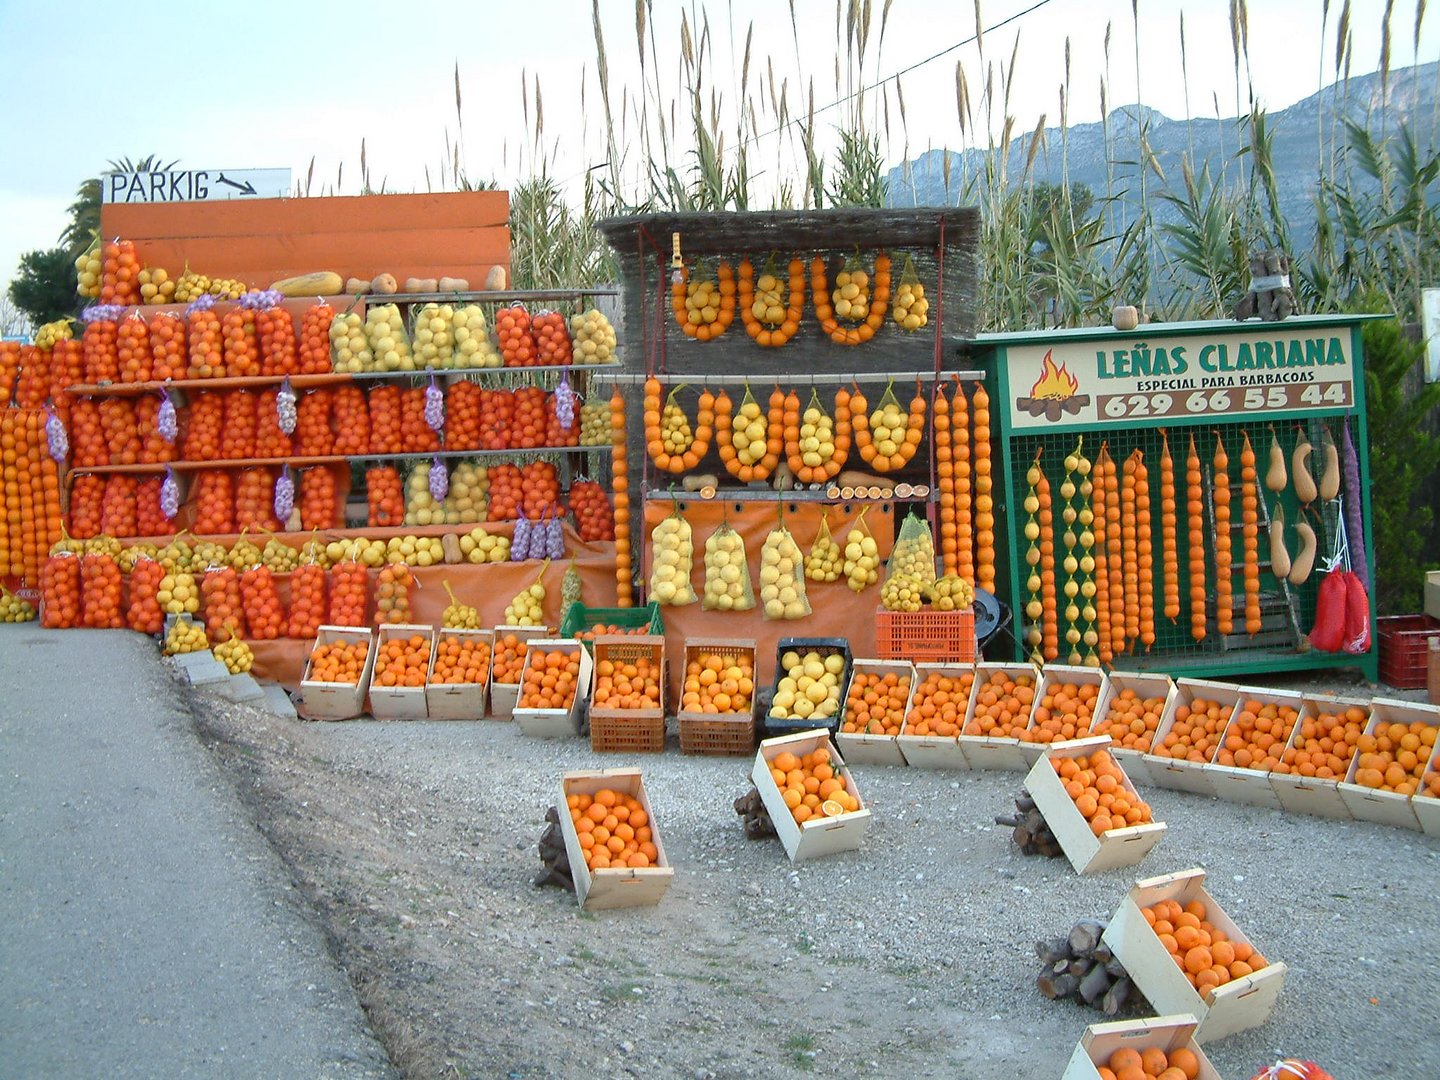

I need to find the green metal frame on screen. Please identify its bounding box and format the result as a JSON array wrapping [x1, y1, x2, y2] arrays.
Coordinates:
[[980, 315, 1383, 681]]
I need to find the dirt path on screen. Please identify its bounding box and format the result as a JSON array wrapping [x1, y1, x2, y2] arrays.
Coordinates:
[[189, 687, 1440, 1080]]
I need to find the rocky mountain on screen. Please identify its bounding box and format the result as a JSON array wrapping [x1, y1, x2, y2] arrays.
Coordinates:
[[886, 61, 1437, 246]]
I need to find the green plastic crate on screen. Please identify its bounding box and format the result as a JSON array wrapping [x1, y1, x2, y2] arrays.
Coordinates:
[[559, 601, 664, 643]]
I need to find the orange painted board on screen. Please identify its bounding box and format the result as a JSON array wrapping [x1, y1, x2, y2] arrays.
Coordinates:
[[103, 191, 509, 238]]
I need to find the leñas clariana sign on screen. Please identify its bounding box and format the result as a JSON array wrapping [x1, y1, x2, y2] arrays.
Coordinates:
[[1005, 327, 1354, 431]]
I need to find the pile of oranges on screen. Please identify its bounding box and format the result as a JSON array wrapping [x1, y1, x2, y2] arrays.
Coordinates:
[[566, 787, 659, 870], [309, 639, 370, 685], [1025, 679, 1100, 743], [842, 668, 912, 736], [592, 652, 662, 711], [519, 648, 581, 710], [766, 745, 860, 824], [1153, 697, 1231, 762], [574, 623, 652, 642], [1052, 749, 1153, 835], [1274, 706, 1365, 779], [963, 669, 1036, 738], [1215, 699, 1300, 771], [1090, 687, 1167, 752], [903, 669, 974, 737], [1140, 896, 1269, 994], [492, 633, 531, 684], [431, 635, 491, 685], [679, 650, 755, 715], [373, 634, 432, 688], [1092, 1043, 1203, 1080], [1352, 719, 1439, 795]]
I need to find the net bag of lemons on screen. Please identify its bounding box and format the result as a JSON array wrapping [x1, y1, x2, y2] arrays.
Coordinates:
[[759, 520, 810, 620], [702, 522, 755, 612], [648, 504, 698, 606], [881, 512, 938, 612]]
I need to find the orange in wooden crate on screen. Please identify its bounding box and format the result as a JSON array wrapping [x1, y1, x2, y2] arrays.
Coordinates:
[[1052, 748, 1154, 835], [1091, 688, 1168, 752], [432, 635, 491, 685], [374, 634, 432, 688], [520, 648, 581, 710], [567, 787, 658, 870], [842, 669, 912, 735], [1155, 698, 1229, 763], [904, 669, 973, 736], [1216, 699, 1300, 771], [1353, 720, 1438, 795], [681, 651, 755, 714], [492, 633, 531, 684], [310, 641, 369, 685], [593, 654, 662, 711], [1275, 706, 1366, 779], [1097, 1042, 1204, 1080], [1025, 680, 1100, 744], [1139, 897, 1271, 994], [766, 745, 859, 825], [963, 669, 1035, 738]]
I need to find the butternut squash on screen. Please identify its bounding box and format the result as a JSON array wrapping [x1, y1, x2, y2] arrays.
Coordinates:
[[344, 277, 370, 295], [371, 272, 398, 295], [1268, 504, 1291, 580], [484, 265, 509, 291], [1288, 518, 1317, 585], [438, 276, 470, 293], [680, 473, 718, 493], [1318, 435, 1340, 501], [1264, 431, 1287, 492], [1292, 435, 1317, 504], [270, 270, 343, 297], [404, 277, 439, 293]]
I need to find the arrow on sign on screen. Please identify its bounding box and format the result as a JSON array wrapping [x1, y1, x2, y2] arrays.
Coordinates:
[[215, 173, 257, 195]]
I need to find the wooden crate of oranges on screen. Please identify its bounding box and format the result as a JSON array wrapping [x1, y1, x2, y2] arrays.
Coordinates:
[[425, 628, 494, 720], [368, 625, 434, 720], [513, 640, 591, 738], [300, 626, 376, 721], [489, 626, 554, 719], [751, 730, 870, 863], [958, 662, 1039, 771], [1084, 671, 1177, 787], [1062, 1014, 1220, 1080], [836, 659, 915, 767], [1268, 694, 1369, 820], [1025, 735, 1166, 875], [1103, 867, 1287, 1044], [677, 638, 759, 757], [557, 769, 672, 910], [1142, 679, 1244, 798], [1020, 665, 1109, 767], [1336, 697, 1439, 831], [897, 663, 972, 769], [1203, 688, 1306, 810], [589, 635, 667, 753]]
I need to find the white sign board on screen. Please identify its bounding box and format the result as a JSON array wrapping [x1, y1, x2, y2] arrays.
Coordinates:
[[1424, 287, 1440, 383], [102, 168, 292, 204]]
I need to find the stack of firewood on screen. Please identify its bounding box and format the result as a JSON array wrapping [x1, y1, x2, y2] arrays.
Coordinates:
[[534, 805, 576, 891], [733, 785, 777, 839], [1034, 918, 1148, 1016], [996, 790, 1063, 858]]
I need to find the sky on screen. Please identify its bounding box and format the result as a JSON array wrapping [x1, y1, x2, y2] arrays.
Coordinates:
[[0, 0, 1433, 303]]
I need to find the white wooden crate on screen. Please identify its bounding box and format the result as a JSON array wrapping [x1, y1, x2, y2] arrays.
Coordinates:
[[1019, 665, 1110, 768], [836, 659, 915, 768], [299, 626, 376, 721], [957, 662, 1040, 771], [1141, 679, 1244, 797], [513, 640, 592, 738], [1085, 670, 1177, 787], [1204, 687, 1307, 810], [368, 624, 433, 720], [1336, 698, 1438, 831], [425, 628, 494, 720], [489, 625, 554, 719], [556, 768, 673, 910], [896, 663, 971, 769], [751, 730, 870, 864], [1267, 694, 1368, 820], [1062, 1014, 1220, 1080]]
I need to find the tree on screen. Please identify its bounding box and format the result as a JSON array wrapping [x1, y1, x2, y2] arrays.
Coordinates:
[[0, 295, 31, 338], [7, 248, 76, 328]]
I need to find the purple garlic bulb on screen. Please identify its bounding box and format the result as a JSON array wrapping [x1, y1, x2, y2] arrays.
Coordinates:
[[555, 374, 576, 430], [157, 392, 178, 443], [82, 303, 125, 324], [186, 294, 216, 316], [277, 379, 298, 435], [425, 379, 445, 433], [512, 515, 532, 561], [160, 468, 180, 519], [545, 513, 566, 559], [274, 470, 295, 522], [429, 457, 448, 501], [45, 408, 69, 462]]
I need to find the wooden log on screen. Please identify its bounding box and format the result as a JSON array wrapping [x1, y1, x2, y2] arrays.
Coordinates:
[[1067, 957, 1094, 977], [1105, 957, 1129, 979], [1035, 937, 1073, 965], [1037, 971, 1081, 1000], [1068, 918, 1110, 955], [995, 814, 1023, 827], [1078, 963, 1113, 1005], [1015, 793, 1038, 813], [1091, 942, 1113, 964], [1101, 977, 1133, 1016]]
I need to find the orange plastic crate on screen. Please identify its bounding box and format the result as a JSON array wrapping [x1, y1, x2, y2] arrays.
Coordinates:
[[875, 607, 976, 664]]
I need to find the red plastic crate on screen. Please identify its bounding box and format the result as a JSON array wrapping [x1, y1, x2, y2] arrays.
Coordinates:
[[875, 607, 977, 664], [1377, 614, 1440, 689]]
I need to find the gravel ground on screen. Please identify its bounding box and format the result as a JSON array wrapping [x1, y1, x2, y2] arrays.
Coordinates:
[[186, 669, 1440, 1080]]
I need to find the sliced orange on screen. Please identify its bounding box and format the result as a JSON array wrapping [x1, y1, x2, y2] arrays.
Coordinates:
[[820, 799, 845, 818]]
